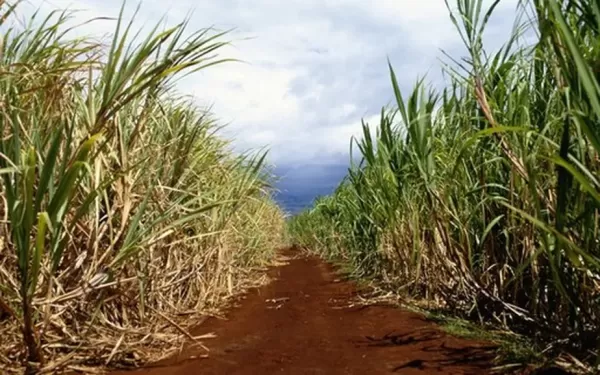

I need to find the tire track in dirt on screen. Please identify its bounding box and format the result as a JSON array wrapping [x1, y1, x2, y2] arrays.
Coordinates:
[[111, 249, 495, 374]]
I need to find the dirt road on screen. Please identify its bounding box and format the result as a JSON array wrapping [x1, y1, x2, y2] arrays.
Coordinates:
[[112, 250, 496, 374]]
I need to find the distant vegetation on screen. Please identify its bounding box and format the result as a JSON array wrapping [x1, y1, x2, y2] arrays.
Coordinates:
[[0, 3, 284, 373], [290, 0, 600, 369]]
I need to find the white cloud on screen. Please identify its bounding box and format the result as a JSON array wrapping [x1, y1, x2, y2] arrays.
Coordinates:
[[20, 0, 521, 166], [182, 63, 302, 124]]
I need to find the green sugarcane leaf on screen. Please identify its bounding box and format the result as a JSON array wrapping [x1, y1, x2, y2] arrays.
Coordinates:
[[28, 212, 50, 297]]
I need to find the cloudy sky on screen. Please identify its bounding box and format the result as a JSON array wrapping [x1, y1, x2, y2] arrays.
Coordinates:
[[23, 0, 523, 167]]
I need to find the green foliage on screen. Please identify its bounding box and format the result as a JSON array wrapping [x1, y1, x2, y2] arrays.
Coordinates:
[[0, 2, 284, 373], [289, 0, 600, 367]]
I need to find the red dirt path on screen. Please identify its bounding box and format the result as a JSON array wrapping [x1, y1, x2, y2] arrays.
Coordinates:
[[112, 250, 497, 374]]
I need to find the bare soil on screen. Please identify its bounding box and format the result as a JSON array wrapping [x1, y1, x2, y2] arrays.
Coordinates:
[[111, 249, 498, 374]]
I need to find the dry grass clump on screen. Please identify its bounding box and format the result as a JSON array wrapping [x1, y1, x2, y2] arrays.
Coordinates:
[[0, 2, 284, 373], [290, 0, 600, 370]]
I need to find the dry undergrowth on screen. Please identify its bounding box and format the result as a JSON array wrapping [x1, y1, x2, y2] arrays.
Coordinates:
[[289, 0, 600, 372], [0, 3, 285, 373]]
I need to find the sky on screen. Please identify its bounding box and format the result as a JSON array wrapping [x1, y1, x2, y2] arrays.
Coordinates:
[[20, 0, 526, 169]]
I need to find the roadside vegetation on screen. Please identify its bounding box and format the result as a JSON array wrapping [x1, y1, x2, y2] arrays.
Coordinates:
[[289, 0, 600, 372], [0, 2, 284, 373]]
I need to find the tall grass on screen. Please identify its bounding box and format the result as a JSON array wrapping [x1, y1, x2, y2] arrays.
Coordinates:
[[0, 2, 284, 373], [289, 0, 600, 366]]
